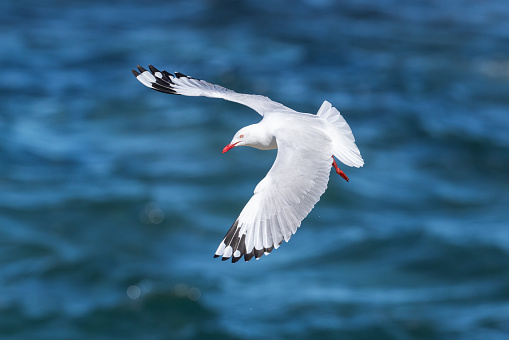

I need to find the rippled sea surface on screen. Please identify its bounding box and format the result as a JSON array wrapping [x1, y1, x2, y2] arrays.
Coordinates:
[[1, 0, 509, 339]]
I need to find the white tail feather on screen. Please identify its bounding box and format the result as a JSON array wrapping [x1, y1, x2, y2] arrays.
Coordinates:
[[317, 101, 364, 168]]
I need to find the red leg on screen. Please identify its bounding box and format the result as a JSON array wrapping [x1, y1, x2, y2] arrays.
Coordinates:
[[332, 156, 349, 182]]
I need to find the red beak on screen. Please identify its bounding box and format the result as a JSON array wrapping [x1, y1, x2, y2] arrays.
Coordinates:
[[222, 141, 240, 153]]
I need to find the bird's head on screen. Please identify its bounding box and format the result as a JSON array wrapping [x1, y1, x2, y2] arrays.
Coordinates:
[[222, 126, 252, 153], [223, 124, 276, 153]]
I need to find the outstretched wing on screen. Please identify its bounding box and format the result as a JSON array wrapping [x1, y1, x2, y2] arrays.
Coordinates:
[[214, 127, 333, 262], [132, 65, 289, 116]]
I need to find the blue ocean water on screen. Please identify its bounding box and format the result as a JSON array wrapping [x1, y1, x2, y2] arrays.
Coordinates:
[[1, 0, 509, 339]]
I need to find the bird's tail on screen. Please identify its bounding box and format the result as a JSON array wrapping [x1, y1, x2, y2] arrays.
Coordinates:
[[317, 101, 364, 167]]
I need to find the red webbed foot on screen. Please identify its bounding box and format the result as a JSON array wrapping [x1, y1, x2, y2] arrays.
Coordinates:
[[332, 156, 349, 182]]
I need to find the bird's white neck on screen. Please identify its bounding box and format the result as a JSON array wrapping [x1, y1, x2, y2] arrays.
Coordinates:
[[243, 123, 277, 150]]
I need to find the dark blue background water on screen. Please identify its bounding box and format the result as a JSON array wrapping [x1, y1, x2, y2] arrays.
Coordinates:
[[1, 0, 509, 339]]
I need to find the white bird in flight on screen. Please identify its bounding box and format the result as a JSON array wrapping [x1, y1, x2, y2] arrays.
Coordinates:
[[132, 65, 364, 263]]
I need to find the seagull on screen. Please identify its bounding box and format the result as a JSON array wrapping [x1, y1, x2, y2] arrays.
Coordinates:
[[132, 65, 364, 263]]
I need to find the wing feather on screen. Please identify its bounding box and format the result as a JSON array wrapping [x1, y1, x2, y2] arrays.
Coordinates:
[[132, 65, 290, 116], [214, 128, 333, 262]]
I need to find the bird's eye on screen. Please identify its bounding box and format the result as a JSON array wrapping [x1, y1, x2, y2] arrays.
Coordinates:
[[239, 134, 244, 138]]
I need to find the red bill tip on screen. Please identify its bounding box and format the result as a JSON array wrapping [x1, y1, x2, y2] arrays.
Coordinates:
[[222, 142, 240, 153]]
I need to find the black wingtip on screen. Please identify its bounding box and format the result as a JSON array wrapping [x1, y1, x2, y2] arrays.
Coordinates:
[[175, 72, 187, 79], [131, 69, 140, 77], [137, 65, 147, 73], [161, 71, 174, 83], [221, 256, 231, 262], [213, 254, 220, 258], [254, 248, 264, 259], [148, 64, 159, 74], [151, 82, 177, 95], [244, 252, 254, 262]]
